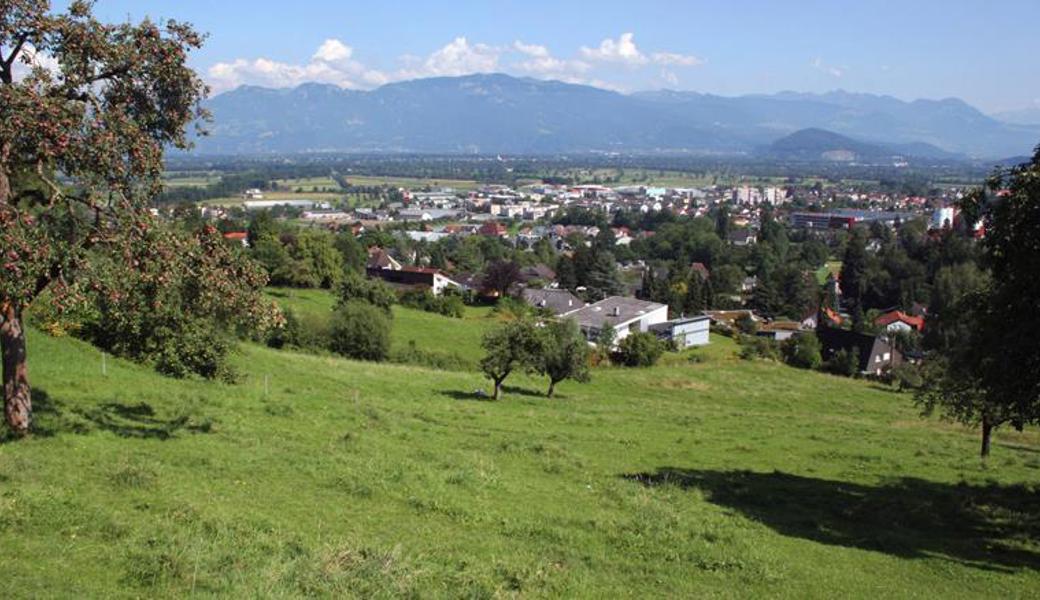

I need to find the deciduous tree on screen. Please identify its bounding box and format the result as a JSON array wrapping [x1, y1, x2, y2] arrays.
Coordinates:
[[916, 148, 1040, 457], [1, 1, 209, 434], [479, 319, 543, 400], [537, 319, 590, 397]]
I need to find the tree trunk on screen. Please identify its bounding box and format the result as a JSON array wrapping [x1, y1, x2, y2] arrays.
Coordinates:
[[980, 419, 993, 459], [1, 303, 31, 436], [546, 379, 557, 398], [492, 379, 503, 401]]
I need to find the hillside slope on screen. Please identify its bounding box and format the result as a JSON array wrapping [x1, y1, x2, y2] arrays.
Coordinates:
[[1, 331, 1038, 596]]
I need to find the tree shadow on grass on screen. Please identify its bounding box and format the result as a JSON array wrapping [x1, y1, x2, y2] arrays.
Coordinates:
[[0, 388, 90, 443], [438, 385, 546, 402], [623, 468, 1040, 572], [437, 390, 493, 402], [78, 401, 213, 440], [867, 384, 905, 395], [501, 385, 547, 399], [1, 387, 213, 442]]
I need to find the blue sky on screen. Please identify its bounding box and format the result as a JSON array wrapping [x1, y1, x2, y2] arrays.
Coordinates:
[[63, 0, 1040, 113]]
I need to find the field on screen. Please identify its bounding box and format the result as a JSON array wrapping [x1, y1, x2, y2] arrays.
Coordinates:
[[161, 172, 221, 188], [2, 320, 1039, 596], [340, 174, 481, 191], [274, 176, 344, 192]]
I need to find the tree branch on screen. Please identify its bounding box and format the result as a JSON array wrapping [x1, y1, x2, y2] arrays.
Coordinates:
[[0, 33, 31, 84]]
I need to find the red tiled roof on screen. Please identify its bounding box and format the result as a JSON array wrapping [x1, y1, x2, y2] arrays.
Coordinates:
[[223, 231, 248, 241], [875, 310, 925, 331]]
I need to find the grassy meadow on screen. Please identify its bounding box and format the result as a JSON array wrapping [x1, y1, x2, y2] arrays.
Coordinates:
[[264, 287, 497, 369], [340, 174, 481, 191], [1, 314, 1039, 596]]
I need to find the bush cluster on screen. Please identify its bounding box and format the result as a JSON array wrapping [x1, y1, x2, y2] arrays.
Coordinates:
[[612, 332, 665, 367], [398, 290, 465, 319]]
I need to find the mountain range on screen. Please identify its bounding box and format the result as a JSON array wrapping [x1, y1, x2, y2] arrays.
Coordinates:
[[195, 73, 1040, 159]]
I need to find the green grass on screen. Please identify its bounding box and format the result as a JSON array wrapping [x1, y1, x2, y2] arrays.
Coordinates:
[[815, 260, 842, 285], [2, 326, 1039, 597], [265, 288, 497, 369], [341, 174, 481, 190], [275, 176, 344, 191]]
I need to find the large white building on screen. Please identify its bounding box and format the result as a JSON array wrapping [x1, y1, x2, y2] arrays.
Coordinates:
[[568, 297, 669, 346], [650, 315, 711, 348]]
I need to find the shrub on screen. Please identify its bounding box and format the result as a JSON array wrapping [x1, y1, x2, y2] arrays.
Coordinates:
[[338, 271, 396, 314], [824, 348, 860, 377], [329, 300, 392, 361], [781, 333, 822, 369], [491, 296, 533, 320], [153, 321, 237, 382], [389, 340, 469, 371], [398, 290, 464, 318], [266, 308, 332, 352], [266, 307, 302, 349], [890, 363, 924, 391], [738, 335, 780, 361], [613, 332, 664, 367], [735, 313, 759, 335]]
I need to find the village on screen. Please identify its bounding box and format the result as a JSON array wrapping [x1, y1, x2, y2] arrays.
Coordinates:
[[190, 176, 964, 379]]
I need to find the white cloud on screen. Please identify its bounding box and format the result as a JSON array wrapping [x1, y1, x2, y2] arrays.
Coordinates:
[[396, 37, 501, 79], [652, 51, 704, 67], [580, 33, 648, 65], [205, 34, 706, 94], [10, 45, 59, 81], [313, 39, 353, 63], [513, 41, 550, 59], [811, 56, 846, 78], [512, 40, 590, 78], [208, 38, 388, 93], [659, 69, 679, 87]]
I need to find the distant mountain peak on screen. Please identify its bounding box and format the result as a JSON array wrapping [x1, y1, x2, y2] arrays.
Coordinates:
[[197, 75, 1038, 157]]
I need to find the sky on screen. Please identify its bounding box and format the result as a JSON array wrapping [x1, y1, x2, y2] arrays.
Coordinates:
[[53, 0, 1040, 113]]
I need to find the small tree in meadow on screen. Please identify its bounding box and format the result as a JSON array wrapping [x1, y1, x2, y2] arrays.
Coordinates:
[[538, 319, 590, 398], [479, 319, 543, 400]]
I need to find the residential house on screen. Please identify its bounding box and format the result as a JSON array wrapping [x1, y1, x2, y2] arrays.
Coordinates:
[[816, 327, 902, 376], [366, 266, 462, 296], [518, 264, 557, 287], [703, 309, 762, 332], [650, 315, 711, 348], [478, 221, 508, 237], [222, 231, 249, 247], [521, 288, 584, 316], [728, 229, 758, 246], [756, 320, 803, 342], [569, 297, 669, 345], [366, 247, 402, 271], [690, 262, 711, 281], [875, 310, 925, 333]]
